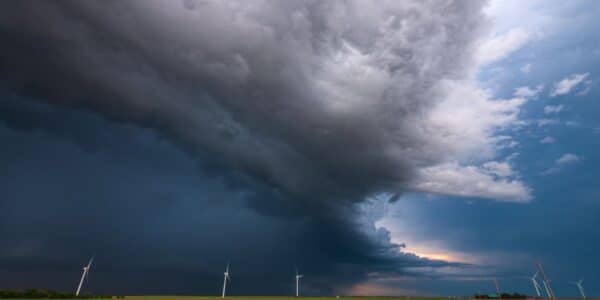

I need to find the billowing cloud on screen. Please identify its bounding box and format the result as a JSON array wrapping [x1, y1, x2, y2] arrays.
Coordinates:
[[0, 0, 493, 207], [0, 1, 531, 207], [422, 81, 527, 162], [550, 73, 590, 97], [0, 0, 532, 294]]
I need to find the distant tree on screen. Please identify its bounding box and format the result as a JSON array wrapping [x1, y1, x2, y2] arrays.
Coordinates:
[[0, 289, 121, 299]]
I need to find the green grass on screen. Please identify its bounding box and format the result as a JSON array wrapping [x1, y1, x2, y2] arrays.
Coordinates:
[[123, 297, 445, 300], [1, 297, 448, 300]]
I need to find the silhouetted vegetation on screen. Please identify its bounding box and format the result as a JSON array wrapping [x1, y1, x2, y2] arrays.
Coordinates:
[[473, 293, 528, 299], [0, 289, 123, 299]]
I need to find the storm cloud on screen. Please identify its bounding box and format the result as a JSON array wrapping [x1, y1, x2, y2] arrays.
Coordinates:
[[0, 0, 512, 295]]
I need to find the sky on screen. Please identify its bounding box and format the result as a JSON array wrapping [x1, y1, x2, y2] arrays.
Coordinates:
[[0, 0, 598, 297]]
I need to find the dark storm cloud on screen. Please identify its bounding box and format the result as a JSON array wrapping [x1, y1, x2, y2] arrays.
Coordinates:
[[0, 0, 485, 295], [0, 90, 468, 295], [0, 0, 487, 209]]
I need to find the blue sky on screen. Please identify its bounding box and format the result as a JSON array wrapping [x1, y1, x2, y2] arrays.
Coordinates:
[[376, 0, 600, 296], [0, 0, 598, 297]]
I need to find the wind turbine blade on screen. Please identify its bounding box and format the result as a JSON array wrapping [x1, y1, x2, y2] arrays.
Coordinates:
[[87, 256, 95, 269], [85, 256, 94, 286]]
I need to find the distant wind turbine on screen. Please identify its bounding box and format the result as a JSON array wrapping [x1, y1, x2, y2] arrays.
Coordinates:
[[537, 262, 555, 300], [531, 272, 542, 297], [222, 263, 230, 298], [295, 269, 303, 297], [493, 278, 501, 295], [542, 280, 552, 300], [570, 279, 586, 299], [75, 256, 94, 296]]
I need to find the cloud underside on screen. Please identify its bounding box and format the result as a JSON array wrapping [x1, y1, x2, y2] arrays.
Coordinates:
[[413, 162, 531, 202], [0, 0, 531, 293]]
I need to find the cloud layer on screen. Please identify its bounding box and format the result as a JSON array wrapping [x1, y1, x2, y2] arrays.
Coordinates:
[[0, 1, 490, 207]]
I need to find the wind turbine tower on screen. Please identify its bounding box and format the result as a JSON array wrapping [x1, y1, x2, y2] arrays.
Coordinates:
[[75, 256, 94, 296], [537, 262, 555, 300], [494, 278, 501, 295], [542, 281, 552, 299], [531, 272, 542, 297], [222, 263, 230, 298], [295, 270, 303, 297], [571, 279, 586, 299]]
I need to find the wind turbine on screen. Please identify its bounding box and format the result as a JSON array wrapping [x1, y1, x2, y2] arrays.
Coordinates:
[[570, 279, 585, 299], [537, 262, 555, 300], [295, 269, 303, 297], [493, 278, 501, 296], [75, 256, 94, 296], [542, 280, 552, 299], [531, 272, 542, 297], [221, 263, 230, 298]]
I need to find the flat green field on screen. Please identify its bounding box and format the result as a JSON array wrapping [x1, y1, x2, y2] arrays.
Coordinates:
[[0, 298, 444, 300], [0, 297, 446, 300], [124, 297, 443, 300]]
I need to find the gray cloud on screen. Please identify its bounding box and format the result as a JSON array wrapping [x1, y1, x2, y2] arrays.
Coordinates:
[[0, 96, 461, 294], [0, 1, 488, 208], [0, 0, 488, 294]]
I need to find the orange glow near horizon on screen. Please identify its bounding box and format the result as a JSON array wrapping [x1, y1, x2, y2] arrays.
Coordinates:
[[403, 243, 471, 262], [376, 219, 478, 264]]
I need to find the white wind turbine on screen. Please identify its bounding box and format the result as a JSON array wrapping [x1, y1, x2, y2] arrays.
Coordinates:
[[295, 269, 303, 297], [493, 278, 501, 295], [537, 262, 555, 300], [571, 279, 586, 299], [221, 263, 230, 298], [542, 280, 552, 300], [75, 256, 94, 296], [531, 272, 543, 297]]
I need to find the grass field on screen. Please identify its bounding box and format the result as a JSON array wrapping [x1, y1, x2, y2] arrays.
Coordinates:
[[0, 293, 452, 300], [0, 298, 447, 300], [124, 297, 445, 300]]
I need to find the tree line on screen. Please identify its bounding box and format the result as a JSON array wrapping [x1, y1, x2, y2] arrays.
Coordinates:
[[0, 289, 123, 299], [473, 292, 529, 299]]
